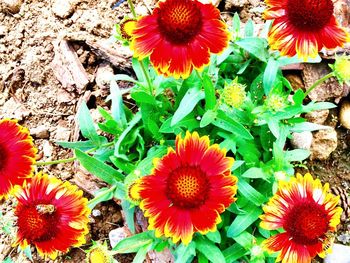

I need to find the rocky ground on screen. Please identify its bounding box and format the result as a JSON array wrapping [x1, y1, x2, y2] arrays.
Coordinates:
[[0, 0, 350, 262]]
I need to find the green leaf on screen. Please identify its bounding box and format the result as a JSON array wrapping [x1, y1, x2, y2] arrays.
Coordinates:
[[304, 101, 336, 111], [237, 178, 266, 206], [223, 243, 246, 263], [87, 186, 117, 209], [108, 80, 127, 127], [75, 149, 123, 183], [206, 230, 221, 243], [98, 106, 114, 121], [293, 89, 305, 105], [121, 200, 135, 233], [200, 110, 217, 128], [290, 122, 330, 132], [136, 146, 167, 175], [233, 231, 254, 248], [195, 237, 225, 263], [202, 74, 216, 110], [227, 203, 262, 237], [285, 149, 310, 162], [242, 167, 268, 180], [245, 19, 254, 37], [213, 110, 253, 140], [232, 12, 240, 34], [231, 160, 245, 171], [56, 140, 96, 151], [235, 37, 268, 62], [132, 91, 157, 105], [133, 243, 152, 263], [175, 242, 196, 263], [216, 45, 234, 64], [113, 231, 153, 253], [78, 102, 100, 144], [263, 57, 279, 95], [171, 86, 205, 126]]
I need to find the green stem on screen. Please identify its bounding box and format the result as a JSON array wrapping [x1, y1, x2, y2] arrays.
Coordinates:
[[126, 0, 153, 95], [139, 60, 153, 95], [35, 142, 114, 167], [195, 70, 203, 80], [304, 72, 334, 97], [36, 157, 76, 166], [127, 0, 137, 18]]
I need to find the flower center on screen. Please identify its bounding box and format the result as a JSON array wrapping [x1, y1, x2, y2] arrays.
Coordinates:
[[157, 0, 202, 44], [89, 248, 109, 263], [283, 201, 329, 245], [286, 0, 334, 30], [17, 203, 59, 242], [0, 143, 8, 171], [166, 166, 210, 209]]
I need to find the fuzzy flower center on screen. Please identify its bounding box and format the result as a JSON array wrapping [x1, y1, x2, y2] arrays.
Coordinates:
[[89, 248, 110, 263], [286, 0, 334, 30], [157, 0, 202, 44], [17, 204, 58, 242], [166, 166, 210, 208], [284, 201, 329, 245], [0, 143, 7, 170], [120, 19, 137, 40], [128, 181, 141, 203]]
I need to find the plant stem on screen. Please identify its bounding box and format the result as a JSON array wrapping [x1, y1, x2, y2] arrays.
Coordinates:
[[126, 0, 153, 95], [127, 0, 137, 18], [195, 70, 202, 80], [35, 142, 114, 166], [36, 157, 76, 166], [139, 60, 153, 95], [304, 72, 334, 97]]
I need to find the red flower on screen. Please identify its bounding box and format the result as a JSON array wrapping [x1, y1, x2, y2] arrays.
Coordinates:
[[0, 119, 36, 199], [264, 0, 349, 59], [139, 131, 237, 244], [14, 173, 90, 259], [260, 173, 342, 263], [130, 0, 229, 79]]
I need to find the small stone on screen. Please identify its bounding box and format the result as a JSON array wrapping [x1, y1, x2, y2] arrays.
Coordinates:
[[52, 0, 75, 18], [324, 244, 350, 263], [290, 131, 313, 150], [92, 209, 101, 217], [0, 25, 8, 37], [95, 63, 114, 91], [310, 128, 338, 160], [30, 125, 50, 139], [109, 227, 129, 248], [42, 140, 53, 157], [53, 124, 71, 141], [339, 100, 350, 129], [2, 0, 23, 14], [305, 109, 329, 125]]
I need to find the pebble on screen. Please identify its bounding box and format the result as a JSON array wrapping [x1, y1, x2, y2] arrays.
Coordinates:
[[290, 131, 313, 150], [324, 243, 350, 263], [339, 100, 350, 129], [310, 128, 338, 160], [30, 125, 50, 139], [42, 140, 53, 157], [52, 0, 75, 19], [109, 227, 128, 248], [3, 0, 23, 14]]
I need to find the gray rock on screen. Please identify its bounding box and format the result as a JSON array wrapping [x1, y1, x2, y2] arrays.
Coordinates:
[[290, 131, 313, 150], [324, 243, 350, 263], [109, 227, 128, 248]]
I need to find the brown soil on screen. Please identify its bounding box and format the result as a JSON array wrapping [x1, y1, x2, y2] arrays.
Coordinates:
[[1, 0, 350, 262]]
